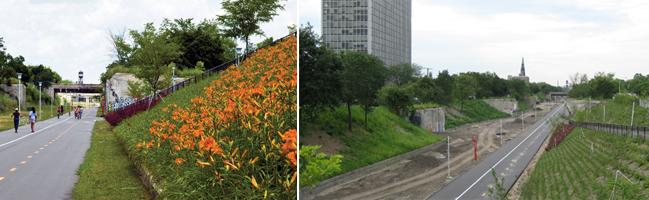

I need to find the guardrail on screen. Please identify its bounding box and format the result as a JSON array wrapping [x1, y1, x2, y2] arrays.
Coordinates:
[[572, 121, 649, 140], [104, 32, 296, 126]]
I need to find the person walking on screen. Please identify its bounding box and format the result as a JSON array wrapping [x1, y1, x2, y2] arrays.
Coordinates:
[[57, 105, 63, 119], [29, 107, 37, 133], [12, 108, 20, 133]]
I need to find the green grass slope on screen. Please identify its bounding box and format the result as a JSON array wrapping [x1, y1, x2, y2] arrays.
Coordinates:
[[520, 128, 649, 199], [112, 75, 220, 195], [302, 106, 443, 178], [445, 100, 510, 129], [573, 96, 649, 126]]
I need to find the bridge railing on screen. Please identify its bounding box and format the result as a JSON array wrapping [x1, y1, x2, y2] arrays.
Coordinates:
[[104, 33, 296, 126]]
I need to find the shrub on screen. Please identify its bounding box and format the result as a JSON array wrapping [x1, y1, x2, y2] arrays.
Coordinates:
[[299, 145, 343, 187]]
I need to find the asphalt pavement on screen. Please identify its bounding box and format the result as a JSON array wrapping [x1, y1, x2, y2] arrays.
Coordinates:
[[428, 103, 568, 200], [0, 108, 96, 199]]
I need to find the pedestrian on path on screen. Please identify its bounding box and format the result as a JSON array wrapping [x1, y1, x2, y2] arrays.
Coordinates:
[[29, 107, 37, 133], [12, 108, 20, 133]]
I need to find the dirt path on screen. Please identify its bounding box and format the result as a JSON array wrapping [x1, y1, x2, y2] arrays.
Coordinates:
[[301, 103, 557, 200]]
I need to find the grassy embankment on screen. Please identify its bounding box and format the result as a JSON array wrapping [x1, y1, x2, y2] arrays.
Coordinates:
[[111, 36, 297, 199], [302, 106, 443, 180], [520, 97, 649, 199], [520, 128, 649, 199], [573, 96, 649, 126], [72, 120, 151, 199], [445, 100, 510, 129]]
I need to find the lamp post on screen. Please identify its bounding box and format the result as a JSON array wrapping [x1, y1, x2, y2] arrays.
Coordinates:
[[17, 73, 22, 112], [236, 47, 242, 67], [39, 81, 42, 118], [172, 66, 176, 92]]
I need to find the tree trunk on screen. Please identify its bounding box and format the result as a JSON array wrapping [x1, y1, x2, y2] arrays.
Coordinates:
[[347, 102, 352, 131]]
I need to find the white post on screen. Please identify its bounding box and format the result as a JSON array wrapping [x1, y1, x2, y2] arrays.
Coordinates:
[[447, 136, 451, 179], [591, 141, 594, 153], [631, 102, 635, 127], [17, 73, 22, 112], [39, 82, 42, 118], [500, 119, 503, 145], [521, 114, 525, 131], [603, 104, 606, 122], [581, 128, 584, 138], [610, 170, 619, 200]]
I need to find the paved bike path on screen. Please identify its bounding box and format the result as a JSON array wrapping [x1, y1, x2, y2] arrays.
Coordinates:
[[0, 108, 96, 199]]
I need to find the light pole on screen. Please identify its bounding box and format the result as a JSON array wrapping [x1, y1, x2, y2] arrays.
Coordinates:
[[39, 81, 42, 118], [236, 47, 242, 67], [17, 73, 22, 112]]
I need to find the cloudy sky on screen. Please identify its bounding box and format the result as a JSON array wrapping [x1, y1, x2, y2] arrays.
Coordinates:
[[0, 0, 296, 84], [300, 0, 649, 84]]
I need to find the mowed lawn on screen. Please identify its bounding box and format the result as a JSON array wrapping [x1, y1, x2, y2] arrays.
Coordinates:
[[73, 120, 150, 200], [520, 128, 649, 199]]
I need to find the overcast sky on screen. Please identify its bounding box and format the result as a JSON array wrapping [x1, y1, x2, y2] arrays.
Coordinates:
[[300, 0, 649, 85], [0, 0, 296, 84]]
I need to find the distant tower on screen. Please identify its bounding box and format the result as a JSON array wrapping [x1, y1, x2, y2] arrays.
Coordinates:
[[78, 71, 84, 84], [519, 57, 526, 77]]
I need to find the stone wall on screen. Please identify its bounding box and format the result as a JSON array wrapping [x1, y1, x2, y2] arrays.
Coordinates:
[[410, 108, 445, 133]]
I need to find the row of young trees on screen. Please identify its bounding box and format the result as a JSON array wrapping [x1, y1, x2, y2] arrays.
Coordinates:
[[300, 24, 562, 130], [101, 0, 287, 96]]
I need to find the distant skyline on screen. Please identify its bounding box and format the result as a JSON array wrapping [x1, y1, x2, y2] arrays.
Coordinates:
[[0, 0, 297, 84], [300, 0, 649, 84]]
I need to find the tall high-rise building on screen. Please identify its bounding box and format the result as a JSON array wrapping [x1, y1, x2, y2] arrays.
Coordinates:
[[322, 0, 411, 66]]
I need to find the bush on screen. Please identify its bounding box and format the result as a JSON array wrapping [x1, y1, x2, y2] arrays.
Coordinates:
[[299, 145, 343, 187]]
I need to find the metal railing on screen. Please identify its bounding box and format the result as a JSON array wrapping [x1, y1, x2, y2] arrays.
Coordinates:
[[572, 121, 649, 140], [104, 32, 296, 125]]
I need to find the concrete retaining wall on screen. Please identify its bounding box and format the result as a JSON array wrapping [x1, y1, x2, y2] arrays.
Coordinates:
[[640, 99, 649, 109], [483, 98, 516, 114], [410, 108, 445, 133], [0, 84, 25, 107]]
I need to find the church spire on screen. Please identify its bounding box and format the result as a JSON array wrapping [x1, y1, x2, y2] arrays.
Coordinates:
[[519, 57, 526, 77]]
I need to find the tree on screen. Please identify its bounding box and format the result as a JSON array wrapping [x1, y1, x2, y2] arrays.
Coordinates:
[[129, 23, 181, 94], [507, 79, 529, 100], [453, 73, 477, 111], [109, 31, 133, 66], [127, 80, 149, 99], [411, 76, 443, 103], [435, 70, 454, 105], [387, 63, 421, 86], [589, 72, 617, 99], [256, 37, 274, 49], [379, 84, 413, 116], [161, 18, 235, 69], [488, 169, 506, 200], [217, 0, 284, 53], [299, 24, 343, 120], [340, 51, 386, 130]]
